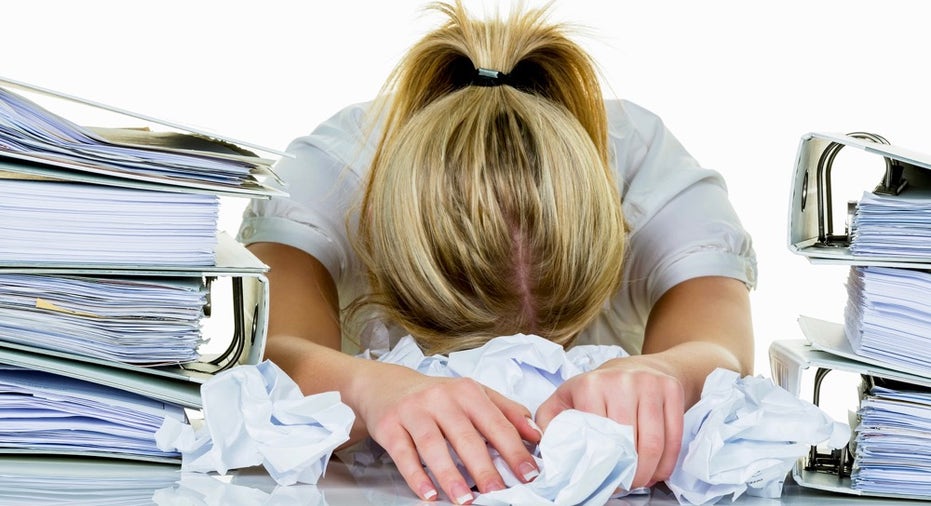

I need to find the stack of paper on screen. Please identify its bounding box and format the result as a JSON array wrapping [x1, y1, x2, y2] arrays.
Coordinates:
[[781, 132, 931, 501], [0, 179, 219, 266], [849, 188, 931, 258], [0, 365, 184, 461], [0, 82, 282, 195], [0, 76, 278, 463], [852, 382, 931, 495], [0, 273, 207, 365], [0, 80, 283, 267], [844, 265, 931, 376]]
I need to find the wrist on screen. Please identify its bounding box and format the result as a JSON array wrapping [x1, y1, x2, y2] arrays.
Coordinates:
[[344, 359, 412, 422], [639, 342, 745, 405]]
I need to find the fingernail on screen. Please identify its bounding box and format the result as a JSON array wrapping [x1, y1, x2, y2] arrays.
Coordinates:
[[526, 416, 542, 436], [519, 461, 539, 482], [420, 483, 438, 501], [451, 483, 473, 505]]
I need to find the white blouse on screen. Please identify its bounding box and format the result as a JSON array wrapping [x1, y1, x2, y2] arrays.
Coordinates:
[[238, 99, 757, 355]]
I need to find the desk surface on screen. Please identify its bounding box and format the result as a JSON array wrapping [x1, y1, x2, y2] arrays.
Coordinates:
[[0, 455, 916, 505]]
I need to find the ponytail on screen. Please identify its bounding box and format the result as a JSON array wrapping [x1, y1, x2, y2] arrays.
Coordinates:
[[374, 0, 609, 167], [353, 0, 625, 354]]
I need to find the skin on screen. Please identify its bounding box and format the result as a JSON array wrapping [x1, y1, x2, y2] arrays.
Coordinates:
[[248, 241, 754, 503], [535, 274, 754, 487]]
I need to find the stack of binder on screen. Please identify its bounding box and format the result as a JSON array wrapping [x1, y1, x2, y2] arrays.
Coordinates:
[[0, 76, 276, 464], [771, 131, 931, 500]]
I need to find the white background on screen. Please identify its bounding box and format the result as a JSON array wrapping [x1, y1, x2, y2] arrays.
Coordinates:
[[4, 0, 929, 378]]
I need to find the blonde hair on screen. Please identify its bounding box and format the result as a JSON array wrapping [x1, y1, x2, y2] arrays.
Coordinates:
[[352, 0, 625, 354]]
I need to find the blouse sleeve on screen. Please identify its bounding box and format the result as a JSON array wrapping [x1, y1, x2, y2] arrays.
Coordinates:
[[236, 102, 376, 286], [606, 100, 758, 339]]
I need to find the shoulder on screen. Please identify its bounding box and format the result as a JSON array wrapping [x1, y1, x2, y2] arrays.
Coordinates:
[[602, 98, 684, 187], [602, 99, 724, 229], [603, 97, 702, 174], [286, 100, 381, 176], [604, 98, 662, 126], [604, 99, 670, 154]]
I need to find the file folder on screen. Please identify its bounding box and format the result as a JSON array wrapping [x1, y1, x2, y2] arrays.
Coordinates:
[[0, 365, 185, 464], [770, 337, 931, 502], [788, 131, 931, 268], [0, 75, 275, 465], [0, 234, 269, 408], [0, 75, 287, 198], [777, 131, 931, 500]]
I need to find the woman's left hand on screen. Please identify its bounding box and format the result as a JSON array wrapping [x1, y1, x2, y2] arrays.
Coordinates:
[[534, 355, 685, 489]]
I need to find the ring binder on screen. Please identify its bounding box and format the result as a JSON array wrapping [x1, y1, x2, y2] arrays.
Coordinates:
[[775, 132, 931, 500], [789, 131, 931, 268], [771, 338, 931, 501], [0, 76, 275, 463], [0, 234, 270, 396]]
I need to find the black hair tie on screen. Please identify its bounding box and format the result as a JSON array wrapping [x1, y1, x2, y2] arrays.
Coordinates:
[[471, 67, 509, 87]]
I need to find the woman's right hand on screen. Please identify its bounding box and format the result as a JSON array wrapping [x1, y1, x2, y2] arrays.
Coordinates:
[[356, 364, 542, 504], [247, 244, 539, 502]]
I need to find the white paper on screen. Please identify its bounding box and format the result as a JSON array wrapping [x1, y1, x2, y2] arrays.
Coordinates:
[[0, 273, 207, 365], [375, 335, 640, 503], [475, 409, 637, 506], [372, 335, 849, 505], [0, 365, 185, 460], [852, 384, 931, 495], [0, 178, 219, 266], [379, 334, 628, 416], [0, 84, 275, 190], [665, 369, 850, 505], [850, 188, 931, 258], [844, 265, 931, 376], [156, 360, 354, 486]]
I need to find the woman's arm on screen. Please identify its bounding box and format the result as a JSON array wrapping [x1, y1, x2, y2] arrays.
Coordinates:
[[247, 242, 541, 504], [247, 242, 344, 388], [535, 275, 754, 489], [641, 275, 754, 402]]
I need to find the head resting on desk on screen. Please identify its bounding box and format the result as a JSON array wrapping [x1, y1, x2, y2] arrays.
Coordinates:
[[352, 0, 625, 355]]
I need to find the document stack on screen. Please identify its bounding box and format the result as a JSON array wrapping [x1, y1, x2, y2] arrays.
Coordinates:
[[0, 76, 275, 464], [770, 131, 931, 501]]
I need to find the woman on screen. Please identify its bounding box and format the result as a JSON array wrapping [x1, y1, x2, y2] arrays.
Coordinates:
[[239, 1, 756, 503]]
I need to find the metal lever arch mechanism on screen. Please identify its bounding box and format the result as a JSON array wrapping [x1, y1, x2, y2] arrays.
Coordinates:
[[813, 131, 908, 248]]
